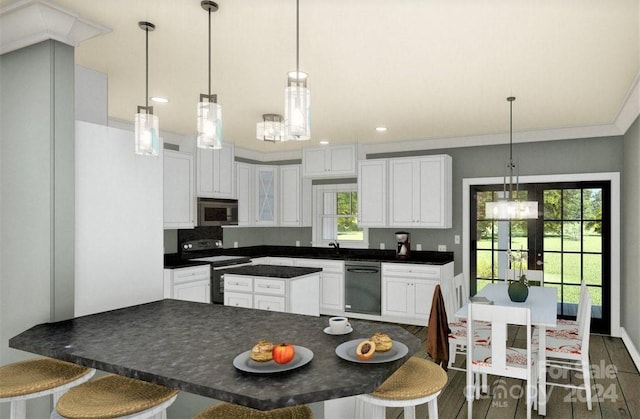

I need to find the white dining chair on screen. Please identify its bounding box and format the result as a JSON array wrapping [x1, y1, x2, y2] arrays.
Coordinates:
[[466, 303, 536, 419], [552, 280, 589, 335], [447, 275, 491, 372], [541, 291, 593, 410]]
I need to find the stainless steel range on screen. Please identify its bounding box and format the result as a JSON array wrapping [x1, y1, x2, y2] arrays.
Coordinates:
[[181, 240, 252, 304]]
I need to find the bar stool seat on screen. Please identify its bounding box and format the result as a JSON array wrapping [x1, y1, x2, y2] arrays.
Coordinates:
[[0, 358, 95, 419], [194, 403, 313, 419], [53, 374, 178, 419], [356, 357, 448, 419]]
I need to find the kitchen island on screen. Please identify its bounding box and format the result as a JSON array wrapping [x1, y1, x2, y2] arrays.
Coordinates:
[[223, 264, 322, 317], [9, 299, 420, 413]]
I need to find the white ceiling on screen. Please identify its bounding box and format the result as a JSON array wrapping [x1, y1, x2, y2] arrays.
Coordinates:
[[3, 0, 640, 154]]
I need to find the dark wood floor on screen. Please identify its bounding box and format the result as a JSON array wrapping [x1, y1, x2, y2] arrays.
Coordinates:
[[389, 325, 640, 419]]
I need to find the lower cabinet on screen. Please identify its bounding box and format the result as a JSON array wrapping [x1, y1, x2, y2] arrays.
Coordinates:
[[293, 259, 345, 314], [381, 263, 452, 326], [163, 265, 211, 304], [224, 273, 320, 316]]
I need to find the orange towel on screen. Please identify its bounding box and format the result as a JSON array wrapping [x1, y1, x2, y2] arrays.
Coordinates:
[[427, 284, 451, 370]]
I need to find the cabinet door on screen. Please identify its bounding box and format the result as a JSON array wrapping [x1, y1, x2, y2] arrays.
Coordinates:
[[255, 166, 278, 226], [163, 150, 194, 229], [196, 143, 235, 198], [213, 143, 235, 198], [279, 165, 302, 226], [388, 159, 417, 226], [327, 145, 356, 176], [173, 280, 210, 303], [302, 148, 328, 176], [254, 294, 286, 312], [320, 272, 344, 312], [357, 159, 386, 227], [413, 280, 437, 320], [417, 157, 451, 227], [382, 277, 410, 316], [236, 162, 253, 226], [225, 291, 252, 308]]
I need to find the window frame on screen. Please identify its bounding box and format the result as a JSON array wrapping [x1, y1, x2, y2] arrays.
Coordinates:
[[312, 183, 369, 248]]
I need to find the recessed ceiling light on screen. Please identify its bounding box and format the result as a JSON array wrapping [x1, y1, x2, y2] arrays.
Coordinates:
[[319, 140, 329, 145], [375, 126, 387, 132], [151, 96, 169, 103]]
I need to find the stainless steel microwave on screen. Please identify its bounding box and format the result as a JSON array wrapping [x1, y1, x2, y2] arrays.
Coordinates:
[[197, 198, 238, 226]]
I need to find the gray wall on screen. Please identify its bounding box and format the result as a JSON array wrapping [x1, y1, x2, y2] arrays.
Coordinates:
[[623, 116, 640, 352], [0, 40, 75, 418]]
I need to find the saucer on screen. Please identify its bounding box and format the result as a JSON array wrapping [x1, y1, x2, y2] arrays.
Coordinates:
[[324, 326, 353, 335]]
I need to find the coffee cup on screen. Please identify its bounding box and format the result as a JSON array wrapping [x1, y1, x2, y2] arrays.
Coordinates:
[[329, 317, 350, 333]]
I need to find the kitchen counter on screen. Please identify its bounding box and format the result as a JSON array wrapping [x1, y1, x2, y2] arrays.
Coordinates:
[[10, 299, 420, 410], [222, 264, 322, 278], [164, 253, 251, 269], [169, 245, 454, 266]]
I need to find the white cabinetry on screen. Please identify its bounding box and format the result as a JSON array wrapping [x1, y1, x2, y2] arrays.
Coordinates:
[[381, 262, 452, 326], [163, 150, 195, 229], [163, 265, 210, 303], [279, 165, 311, 227], [254, 166, 278, 226], [294, 259, 344, 314], [302, 144, 357, 178], [196, 142, 235, 199], [224, 272, 320, 316], [388, 155, 452, 228], [357, 159, 387, 227], [236, 162, 252, 226]]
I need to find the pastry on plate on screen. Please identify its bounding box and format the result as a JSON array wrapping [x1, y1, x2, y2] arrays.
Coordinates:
[[250, 340, 274, 362], [356, 340, 376, 360], [370, 332, 393, 352]]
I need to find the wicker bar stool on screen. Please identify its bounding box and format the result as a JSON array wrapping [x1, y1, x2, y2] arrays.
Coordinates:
[[194, 403, 313, 419], [356, 357, 448, 419], [0, 358, 95, 419], [52, 374, 178, 419]]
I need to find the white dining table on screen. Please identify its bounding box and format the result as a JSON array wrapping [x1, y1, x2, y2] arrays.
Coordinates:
[[455, 283, 557, 416]]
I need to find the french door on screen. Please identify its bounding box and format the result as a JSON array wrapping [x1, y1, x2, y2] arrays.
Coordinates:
[[470, 181, 611, 334]]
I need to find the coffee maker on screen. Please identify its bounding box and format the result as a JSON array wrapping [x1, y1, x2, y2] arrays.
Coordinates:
[[395, 231, 411, 259]]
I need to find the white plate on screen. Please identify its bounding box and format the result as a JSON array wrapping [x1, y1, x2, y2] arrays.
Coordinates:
[[233, 345, 313, 373], [335, 339, 409, 363], [324, 326, 353, 335]]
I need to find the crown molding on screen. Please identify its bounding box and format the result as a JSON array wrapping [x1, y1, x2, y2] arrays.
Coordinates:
[[0, 0, 110, 55]]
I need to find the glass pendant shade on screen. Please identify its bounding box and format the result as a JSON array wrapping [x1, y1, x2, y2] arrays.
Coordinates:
[[257, 114, 284, 142], [134, 110, 159, 155], [197, 99, 222, 149], [284, 71, 310, 141], [486, 199, 537, 220]]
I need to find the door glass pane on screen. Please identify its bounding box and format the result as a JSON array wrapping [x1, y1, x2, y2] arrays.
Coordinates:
[[562, 253, 581, 284], [543, 190, 562, 219], [583, 222, 602, 252], [562, 222, 582, 251], [544, 221, 562, 251], [583, 254, 602, 285], [563, 189, 581, 219], [543, 252, 561, 284], [583, 188, 602, 220], [476, 220, 493, 249]]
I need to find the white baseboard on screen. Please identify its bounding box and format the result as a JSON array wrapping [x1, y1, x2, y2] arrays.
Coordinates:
[[620, 327, 640, 372]]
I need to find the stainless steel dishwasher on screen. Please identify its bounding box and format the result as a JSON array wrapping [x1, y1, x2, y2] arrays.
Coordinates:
[[344, 260, 381, 315]]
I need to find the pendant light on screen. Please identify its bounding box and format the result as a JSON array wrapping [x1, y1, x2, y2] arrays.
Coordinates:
[[485, 97, 538, 219], [256, 114, 285, 142], [197, 0, 222, 149], [134, 21, 159, 156], [284, 0, 310, 141]]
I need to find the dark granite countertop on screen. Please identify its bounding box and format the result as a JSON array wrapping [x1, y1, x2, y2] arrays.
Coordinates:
[[169, 245, 454, 267], [164, 254, 252, 269], [10, 300, 420, 410], [222, 264, 322, 278]]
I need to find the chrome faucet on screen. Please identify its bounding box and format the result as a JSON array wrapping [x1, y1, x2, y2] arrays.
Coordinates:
[[329, 240, 340, 249]]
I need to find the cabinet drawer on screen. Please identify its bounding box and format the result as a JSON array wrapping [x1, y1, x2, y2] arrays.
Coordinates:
[[225, 275, 253, 292], [382, 263, 440, 279], [254, 278, 286, 295], [225, 291, 252, 308], [173, 266, 210, 283], [254, 294, 286, 312]]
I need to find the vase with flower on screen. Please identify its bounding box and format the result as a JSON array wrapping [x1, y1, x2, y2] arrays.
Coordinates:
[[507, 248, 529, 302]]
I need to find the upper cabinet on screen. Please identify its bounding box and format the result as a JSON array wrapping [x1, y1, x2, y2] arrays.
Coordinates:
[[302, 144, 357, 178], [388, 155, 452, 228], [236, 162, 252, 227], [163, 150, 195, 229], [357, 159, 387, 227], [254, 165, 278, 226], [279, 165, 311, 227], [196, 142, 235, 199]]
